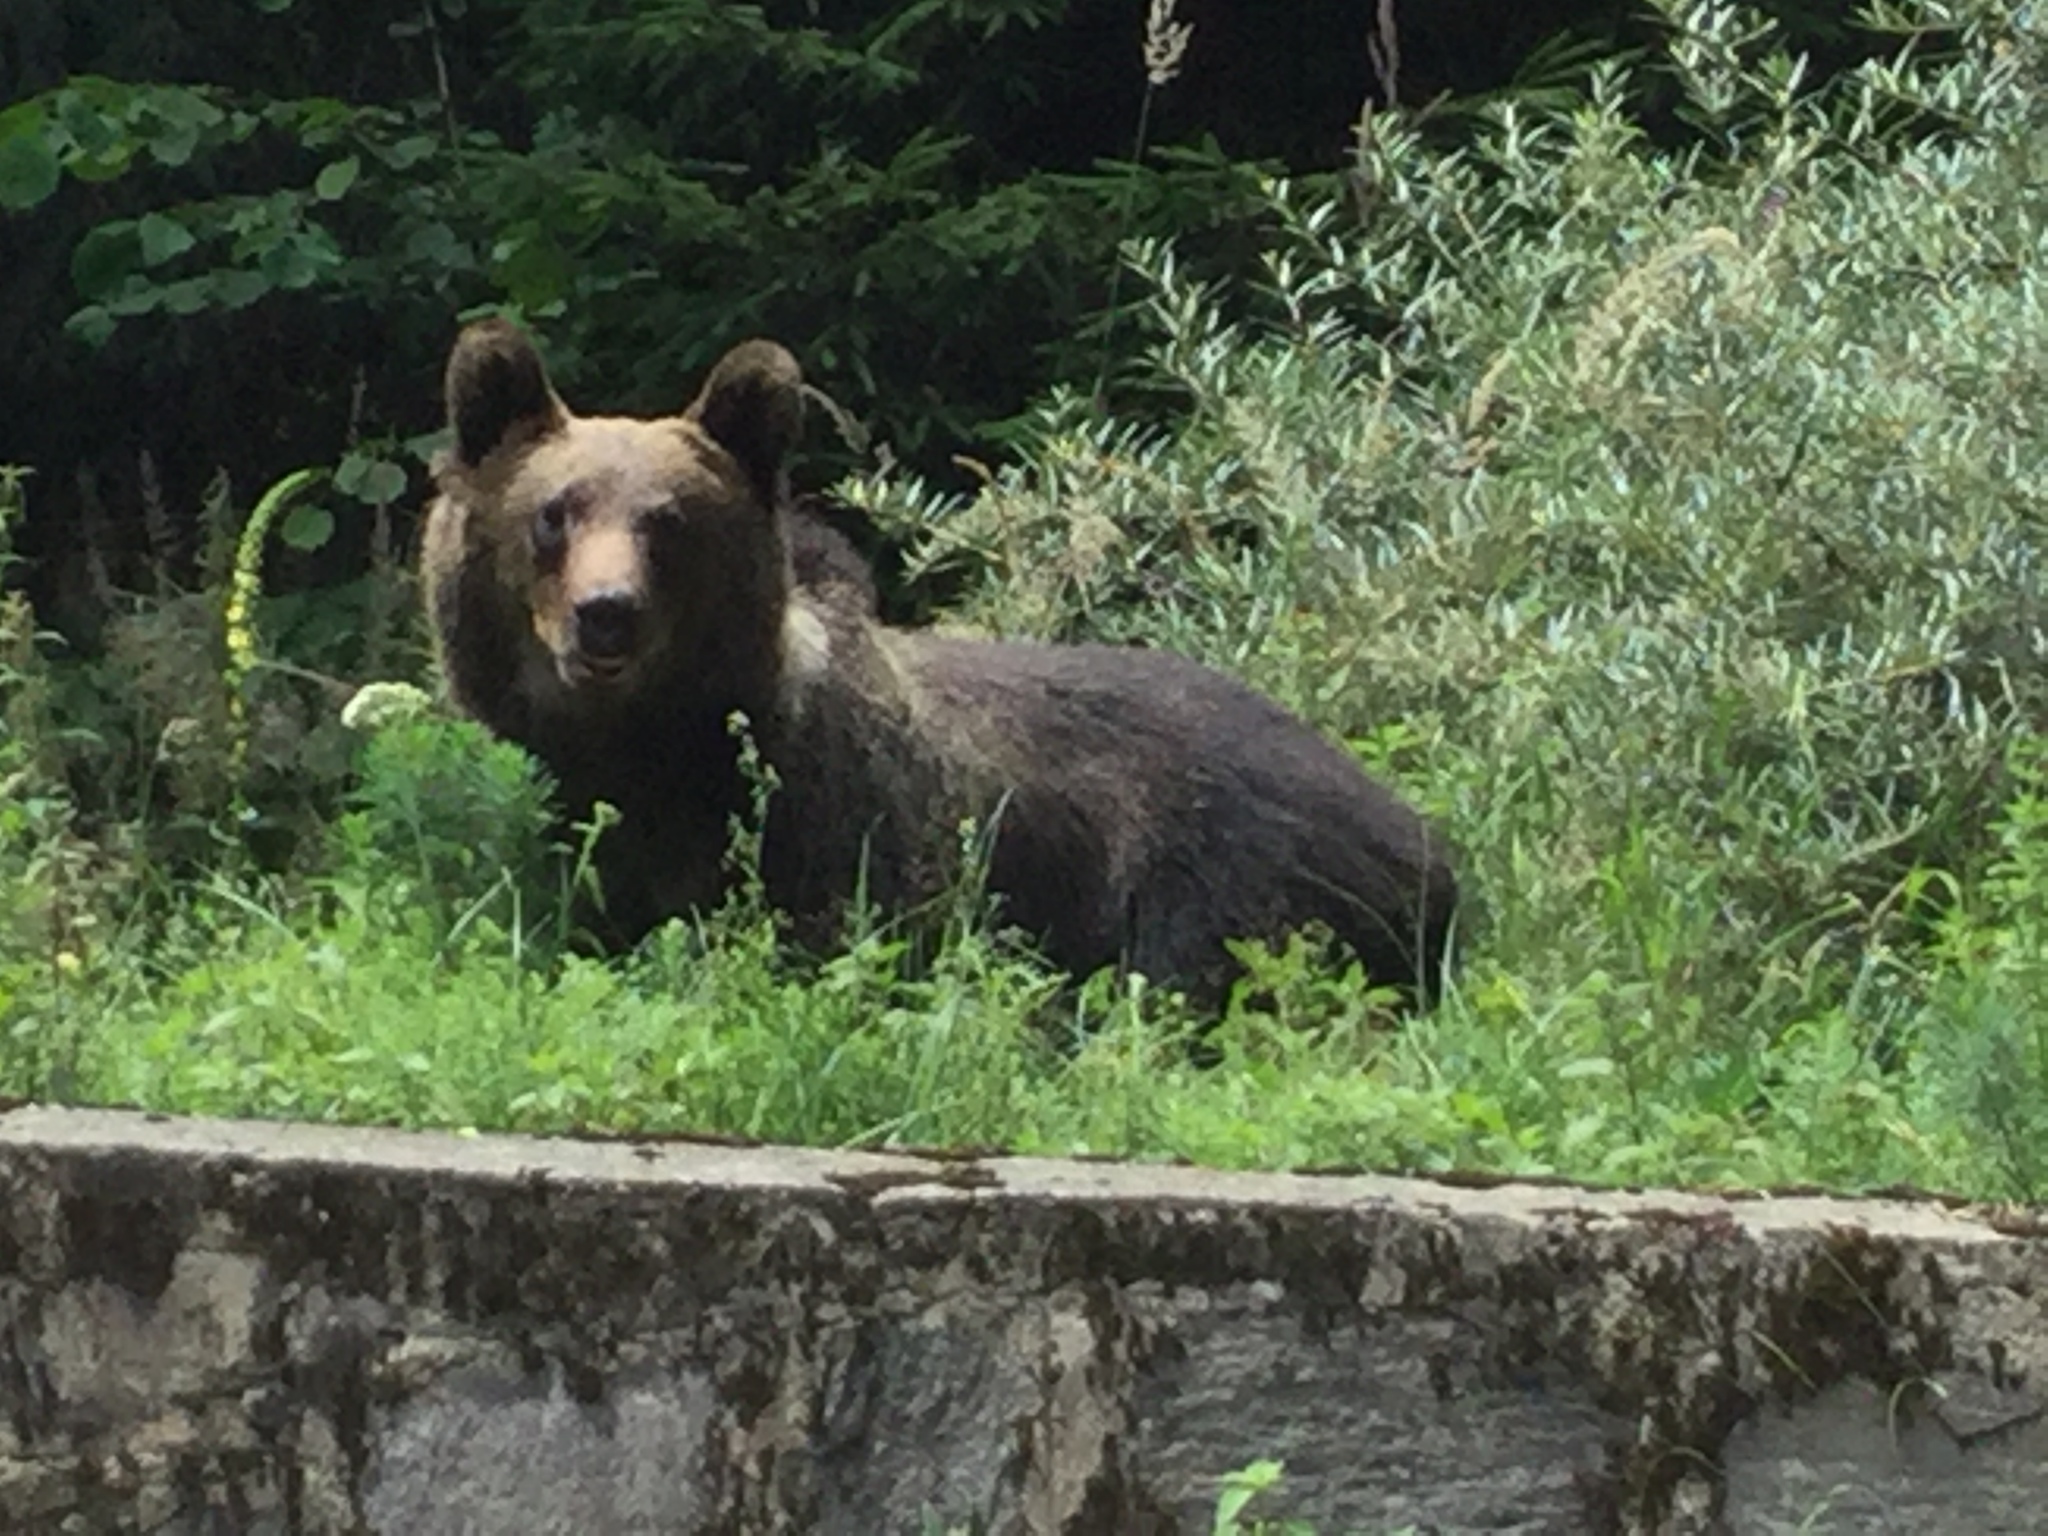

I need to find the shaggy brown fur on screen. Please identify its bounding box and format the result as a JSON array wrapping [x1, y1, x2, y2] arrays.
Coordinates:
[[420, 319, 1458, 1006]]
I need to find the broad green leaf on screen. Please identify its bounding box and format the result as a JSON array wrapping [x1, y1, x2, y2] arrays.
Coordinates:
[[0, 100, 44, 138], [108, 281, 163, 317], [146, 119, 202, 168], [1212, 1486, 1256, 1531], [68, 145, 137, 183], [493, 233, 572, 313], [403, 221, 465, 266], [334, 452, 370, 496], [137, 212, 195, 267], [337, 454, 408, 505], [159, 278, 212, 315], [70, 221, 142, 301], [313, 156, 360, 202], [403, 429, 451, 462], [385, 135, 438, 169], [135, 91, 225, 168], [260, 229, 342, 290], [149, 88, 227, 131], [360, 461, 408, 504], [53, 87, 121, 157], [0, 109, 60, 211], [211, 269, 272, 309], [278, 504, 335, 552], [63, 305, 116, 347]]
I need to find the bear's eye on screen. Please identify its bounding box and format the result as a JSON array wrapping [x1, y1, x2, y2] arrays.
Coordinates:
[[532, 496, 571, 564], [642, 503, 695, 570]]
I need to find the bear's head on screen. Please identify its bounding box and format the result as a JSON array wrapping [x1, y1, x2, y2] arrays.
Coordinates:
[[434, 319, 806, 706]]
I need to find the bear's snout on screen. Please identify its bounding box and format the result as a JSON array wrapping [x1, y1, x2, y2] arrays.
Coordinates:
[[573, 591, 642, 666]]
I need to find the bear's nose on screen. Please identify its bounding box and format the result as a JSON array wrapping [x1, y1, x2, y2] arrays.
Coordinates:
[[574, 592, 641, 661]]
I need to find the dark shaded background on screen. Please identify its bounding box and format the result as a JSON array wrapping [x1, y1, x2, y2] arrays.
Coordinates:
[[0, 0, 1881, 641]]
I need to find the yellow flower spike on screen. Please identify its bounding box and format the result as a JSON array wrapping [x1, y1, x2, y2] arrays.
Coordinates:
[[223, 467, 325, 787]]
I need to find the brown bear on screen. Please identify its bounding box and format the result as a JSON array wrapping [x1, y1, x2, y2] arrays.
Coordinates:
[[419, 319, 1458, 1007]]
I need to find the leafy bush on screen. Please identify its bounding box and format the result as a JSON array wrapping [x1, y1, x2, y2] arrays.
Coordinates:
[[836, 0, 2048, 1186], [1917, 738, 2048, 1199], [1210, 1460, 1319, 1536], [325, 707, 568, 951]]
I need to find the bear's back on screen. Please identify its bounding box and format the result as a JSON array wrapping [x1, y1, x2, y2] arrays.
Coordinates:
[[882, 633, 1457, 1002]]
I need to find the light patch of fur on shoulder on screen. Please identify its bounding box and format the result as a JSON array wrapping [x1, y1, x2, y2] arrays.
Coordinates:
[[777, 596, 833, 716]]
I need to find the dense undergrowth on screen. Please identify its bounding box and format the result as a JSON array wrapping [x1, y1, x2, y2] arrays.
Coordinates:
[[4, 0, 2047, 1201]]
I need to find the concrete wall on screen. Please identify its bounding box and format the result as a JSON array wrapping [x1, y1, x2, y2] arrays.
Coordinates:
[[1, 1105, 2044, 1535]]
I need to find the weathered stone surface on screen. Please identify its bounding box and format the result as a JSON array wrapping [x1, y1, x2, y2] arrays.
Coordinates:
[[0, 1106, 2044, 1534]]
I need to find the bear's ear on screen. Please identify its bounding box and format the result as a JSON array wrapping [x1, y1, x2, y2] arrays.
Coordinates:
[[687, 340, 804, 500], [444, 318, 565, 468]]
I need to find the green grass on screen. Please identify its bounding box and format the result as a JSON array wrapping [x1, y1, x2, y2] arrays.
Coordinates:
[[5, 0, 2048, 1202]]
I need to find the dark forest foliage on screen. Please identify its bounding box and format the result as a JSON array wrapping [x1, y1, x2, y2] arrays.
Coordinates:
[[3, 0, 1880, 621]]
